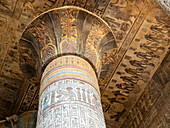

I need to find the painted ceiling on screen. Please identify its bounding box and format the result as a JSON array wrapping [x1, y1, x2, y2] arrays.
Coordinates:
[[0, 0, 169, 127]]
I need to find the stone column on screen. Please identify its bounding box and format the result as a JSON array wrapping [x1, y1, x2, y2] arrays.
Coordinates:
[[37, 55, 105, 128], [19, 6, 116, 128]]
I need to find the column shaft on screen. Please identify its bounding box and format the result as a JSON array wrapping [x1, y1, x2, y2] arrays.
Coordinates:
[[37, 55, 106, 128]]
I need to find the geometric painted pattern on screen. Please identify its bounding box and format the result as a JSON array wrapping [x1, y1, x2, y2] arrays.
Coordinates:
[[37, 55, 106, 128]]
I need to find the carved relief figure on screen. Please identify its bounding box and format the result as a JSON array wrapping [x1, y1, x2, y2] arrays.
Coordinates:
[[134, 51, 159, 60], [145, 34, 169, 46], [129, 60, 155, 68], [56, 87, 76, 101], [140, 43, 165, 54]]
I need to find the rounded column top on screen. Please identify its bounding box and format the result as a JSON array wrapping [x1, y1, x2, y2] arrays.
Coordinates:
[[19, 6, 117, 80]]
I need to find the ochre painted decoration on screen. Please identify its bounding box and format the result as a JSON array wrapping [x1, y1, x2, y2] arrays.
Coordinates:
[[19, 6, 116, 80], [19, 6, 116, 128], [41, 43, 57, 64], [0, 0, 170, 128]]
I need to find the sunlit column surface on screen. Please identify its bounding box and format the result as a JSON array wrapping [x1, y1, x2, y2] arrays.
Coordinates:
[[19, 6, 116, 128], [37, 55, 106, 128]]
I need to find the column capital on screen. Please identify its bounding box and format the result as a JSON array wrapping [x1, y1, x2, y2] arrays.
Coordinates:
[[19, 6, 116, 80]]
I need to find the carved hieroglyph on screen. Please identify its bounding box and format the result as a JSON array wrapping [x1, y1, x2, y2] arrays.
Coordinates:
[[0, 0, 169, 127], [37, 55, 105, 128], [19, 6, 116, 128]]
